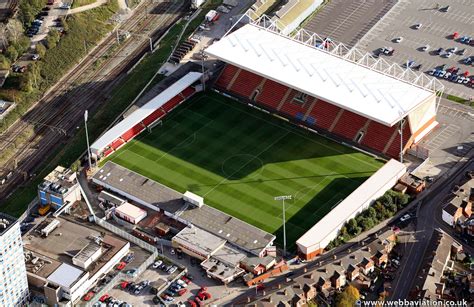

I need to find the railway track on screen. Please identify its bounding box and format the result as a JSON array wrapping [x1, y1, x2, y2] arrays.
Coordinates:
[[0, 0, 186, 201]]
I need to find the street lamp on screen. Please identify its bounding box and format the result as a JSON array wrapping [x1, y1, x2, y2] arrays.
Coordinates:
[[84, 110, 92, 169], [274, 195, 292, 257]]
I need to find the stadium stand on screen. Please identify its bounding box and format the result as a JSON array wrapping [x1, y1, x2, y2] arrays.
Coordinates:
[[229, 69, 263, 98], [296, 159, 407, 259], [332, 110, 369, 141], [207, 23, 440, 159], [90, 72, 202, 158]]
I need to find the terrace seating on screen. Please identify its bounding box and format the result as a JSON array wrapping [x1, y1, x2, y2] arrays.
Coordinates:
[[142, 109, 166, 127], [103, 148, 114, 157], [181, 86, 196, 98], [385, 122, 412, 158], [215, 65, 239, 89], [121, 123, 145, 142], [332, 110, 368, 140], [162, 95, 184, 113], [279, 91, 309, 119], [308, 99, 341, 130], [229, 69, 263, 98], [110, 138, 125, 150], [361, 121, 398, 152], [256, 79, 289, 109]]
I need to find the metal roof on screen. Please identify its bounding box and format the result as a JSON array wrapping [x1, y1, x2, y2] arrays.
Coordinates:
[[91, 72, 202, 154], [205, 23, 435, 126]]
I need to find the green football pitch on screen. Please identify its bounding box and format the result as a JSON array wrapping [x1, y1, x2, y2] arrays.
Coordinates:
[[107, 91, 383, 248]]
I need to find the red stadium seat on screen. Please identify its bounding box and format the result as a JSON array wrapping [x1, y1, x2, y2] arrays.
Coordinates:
[[162, 95, 184, 112], [309, 99, 341, 130], [384, 122, 412, 158], [332, 110, 368, 140], [215, 65, 239, 89], [103, 148, 114, 157], [256, 79, 289, 109], [361, 121, 398, 152], [279, 91, 309, 119], [121, 123, 145, 141], [229, 69, 263, 98], [181, 87, 196, 98], [111, 138, 125, 150], [143, 109, 166, 126]]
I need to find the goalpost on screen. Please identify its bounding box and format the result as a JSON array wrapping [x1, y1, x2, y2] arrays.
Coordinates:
[[147, 120, 163, 133]]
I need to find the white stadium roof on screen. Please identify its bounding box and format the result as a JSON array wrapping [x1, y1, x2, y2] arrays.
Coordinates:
[[205, 23, 435, 126], [296, 159, 406, 250], [91, 72, 202, 154]]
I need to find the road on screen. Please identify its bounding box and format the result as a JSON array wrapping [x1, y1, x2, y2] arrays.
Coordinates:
[[389, 157, 474, 299], [0, 0, 186, 202]]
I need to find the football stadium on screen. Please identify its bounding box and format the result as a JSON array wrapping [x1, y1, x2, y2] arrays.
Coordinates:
[[90, 15, 443, 259]]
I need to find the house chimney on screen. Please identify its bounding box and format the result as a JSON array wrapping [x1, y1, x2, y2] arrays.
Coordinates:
[[304, 267, 307, 273], [262, 291, 266, 296], [278, 284, 281, 289], [284, 289, 288, 295], [268, 296, 272, 303], [247, 297, 251, 303], [333, 255, 337, 260]]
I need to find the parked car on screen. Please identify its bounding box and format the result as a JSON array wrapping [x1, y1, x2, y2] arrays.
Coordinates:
[[380, 46, 394, 55], [123, 253, 134, 263], [394, 37, 403, 43], [120, 281, 129, 289], [125, 268, 138, 278], [399, 214, 411, 222], [32, 54, 40, 61], [83, 291, 94, 301], [152, 260, 163, 269], [421, 44, 429, 52], [99, 294, 110, 302], [436, 47, 444, 55], [413, 23, 422, 29], [167, 266, 178, 274], [178, 288, 188, 296], [116, 262, 126, 270]]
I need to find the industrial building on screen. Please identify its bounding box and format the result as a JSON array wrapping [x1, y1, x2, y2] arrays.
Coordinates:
[[24, 217, 129, 306], [38, 166, 81, 210], [0, 213, 29, 307], [92, 161, 276, 258]]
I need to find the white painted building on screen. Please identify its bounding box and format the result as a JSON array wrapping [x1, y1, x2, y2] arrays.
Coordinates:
[[0, 214, 29, 306]]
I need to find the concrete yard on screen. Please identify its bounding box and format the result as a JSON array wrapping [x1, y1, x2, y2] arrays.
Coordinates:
[[356, 0, 474, 99]]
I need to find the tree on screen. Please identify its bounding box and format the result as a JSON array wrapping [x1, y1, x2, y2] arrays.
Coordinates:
[[70, 160, 81, 172], [35, 42, 46, 57], [347, 218, 361, 236], [19, 71, 34, 92], [5, 45, 18, 62], [378, 193, 393, 206], [359, 217, 374, 231], [6, 19, 24, 44], [46, 29, 61, 49], [365, 207, 377, 220], [0, 55, 10, 70], [336, 285, 360, 307]]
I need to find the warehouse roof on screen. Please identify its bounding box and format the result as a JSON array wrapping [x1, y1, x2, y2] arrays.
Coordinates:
[[92, 162, 184, 213], [91, 72, 202, 154], [93, 162, 275, 256], [205, 24, 434, 126], [297, 159, 406, 249]]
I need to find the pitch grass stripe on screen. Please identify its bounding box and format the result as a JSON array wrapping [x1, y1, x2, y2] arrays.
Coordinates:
[[109, 92, 383, 248]]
